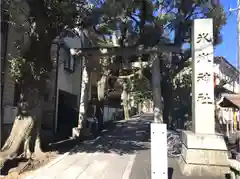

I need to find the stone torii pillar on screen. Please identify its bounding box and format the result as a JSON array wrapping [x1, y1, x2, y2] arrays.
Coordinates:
[[179, 19, 229, 177]]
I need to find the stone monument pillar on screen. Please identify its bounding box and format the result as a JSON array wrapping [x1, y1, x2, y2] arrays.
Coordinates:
[[179, 18, 229, 176]]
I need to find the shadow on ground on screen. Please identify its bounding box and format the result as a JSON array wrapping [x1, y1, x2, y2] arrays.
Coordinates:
[[48, 118, 151, 156], [1, 117, 151, 176]]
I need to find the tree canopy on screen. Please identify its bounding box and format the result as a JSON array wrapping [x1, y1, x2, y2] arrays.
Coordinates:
[[2, 0, 226, 88]]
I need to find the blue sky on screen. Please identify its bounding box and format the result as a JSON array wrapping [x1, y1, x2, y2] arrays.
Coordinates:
[[215, 0, 238, 66]]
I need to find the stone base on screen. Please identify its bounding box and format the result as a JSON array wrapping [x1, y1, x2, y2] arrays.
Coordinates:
[[179, 155, 229, 177], [229, 159, 240, 179], [178, 131, 230, 177]]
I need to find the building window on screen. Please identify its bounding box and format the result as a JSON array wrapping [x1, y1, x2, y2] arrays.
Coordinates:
[[64, 47, 75, 73]]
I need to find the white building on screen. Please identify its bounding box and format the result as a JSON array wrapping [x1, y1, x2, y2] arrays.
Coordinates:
[[214, 56, 240, 128], [214, 56, 239, 94]]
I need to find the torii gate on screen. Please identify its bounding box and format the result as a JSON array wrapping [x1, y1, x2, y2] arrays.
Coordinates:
[[64, 36, 181, 122], [63, 35, 179, 178]]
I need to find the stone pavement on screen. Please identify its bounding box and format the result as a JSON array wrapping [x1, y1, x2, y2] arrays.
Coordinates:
[[26, 119, 150, 179], [25, 116, 228, 179], [27, 151, 136, 179]]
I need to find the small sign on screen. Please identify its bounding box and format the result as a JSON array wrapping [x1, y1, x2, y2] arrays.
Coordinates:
[[151, 123, 167, 179]]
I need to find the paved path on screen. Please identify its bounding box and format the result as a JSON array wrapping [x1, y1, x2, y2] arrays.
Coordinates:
[[26, 119, 150, 179], [25, 116, 228, 179], [28, 151, 136, 179]]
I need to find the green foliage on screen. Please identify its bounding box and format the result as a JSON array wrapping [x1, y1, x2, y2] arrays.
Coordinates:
[[130, 73, 152, 104], [171, 66, 192, 127], [160, 0, 226, 44], [158, 0, 226, 127], [9, 55, 48, 88], [8, 56, 26, 84], [3, 0, 93, 93], [88, 0, 163, 47], [90, 0, 227, 71]]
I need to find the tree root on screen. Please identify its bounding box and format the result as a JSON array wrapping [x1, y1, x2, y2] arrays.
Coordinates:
[[0, 115, 35, 170], [33, 137, 45, 159]]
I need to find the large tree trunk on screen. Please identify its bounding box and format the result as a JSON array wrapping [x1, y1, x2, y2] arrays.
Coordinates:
[[32, 101, 44, 157], [162, 78, 173, 128], [26, 88, 45, 155], [0, 115, 35, 166], [161, 53, 174, 128], [151, 53, 163, 123], [0, 0, 60, 171], [0, 89, 44, 169]]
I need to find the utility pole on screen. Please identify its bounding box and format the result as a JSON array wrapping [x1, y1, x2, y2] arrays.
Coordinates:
[[230, 0, 240, 91], [230, 0, 240, 155], [238, 0, 240, 89]]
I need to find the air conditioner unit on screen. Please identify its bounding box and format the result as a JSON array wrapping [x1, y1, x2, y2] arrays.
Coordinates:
[[3, 106, 18, 124]]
